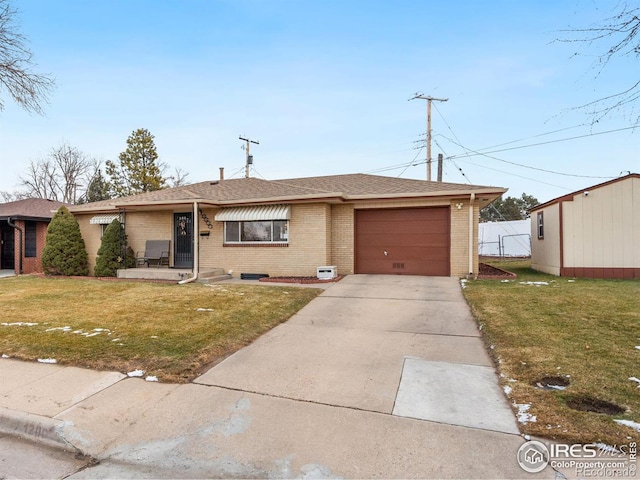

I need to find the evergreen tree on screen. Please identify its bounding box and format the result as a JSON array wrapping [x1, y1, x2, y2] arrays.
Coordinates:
[[41, 206, 89, 276], [94, 219, 124, 277], [82, 169, 111, 203], [105, 128, 166, 197], [480, 193, 539, 222]]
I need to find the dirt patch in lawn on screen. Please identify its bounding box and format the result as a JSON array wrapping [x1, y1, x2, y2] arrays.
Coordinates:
[[477, 263, 517, 279], [565, 396, 625, 415]]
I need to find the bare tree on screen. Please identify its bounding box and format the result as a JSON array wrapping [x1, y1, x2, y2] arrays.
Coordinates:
[[167, 167, 190, 188], [0, 0, 54, 114], [559, 4, 640, 124], [20, 143, 95, 203]]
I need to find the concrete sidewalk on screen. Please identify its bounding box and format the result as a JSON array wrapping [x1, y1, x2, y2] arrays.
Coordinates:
[[0, 275, 554, 478]]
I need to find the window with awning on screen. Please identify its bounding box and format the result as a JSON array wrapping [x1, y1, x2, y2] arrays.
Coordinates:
[[214, 205, 290, 222], [89, 214, 119, 225], [216, 205, 290, 244]]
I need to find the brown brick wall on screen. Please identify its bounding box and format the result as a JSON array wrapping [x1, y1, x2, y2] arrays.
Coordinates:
[[13, 220, 50, 274]]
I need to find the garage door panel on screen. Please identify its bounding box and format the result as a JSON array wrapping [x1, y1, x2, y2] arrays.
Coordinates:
[[356, 234, 449, 248], [355, 207, 451, 276]]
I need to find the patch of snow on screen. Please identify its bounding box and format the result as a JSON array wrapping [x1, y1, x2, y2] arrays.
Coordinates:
[[567, 279, 575, 282], [145, 376, 158, 382], [45, 326, 72, 332], [629, 377, 640, 388], [2, 354, 9, 358], [83, 332, 100, 338], [93, 328, 110, 332], [500, 279, 511, 283], [614, 419, 640, 432], [514, 403, 537, 424], [150, 335, 158, 339], [503, 385, 513, 395], [196, 308, 214, 312], [546, 384, 566, 391], [127, 369, 145, 377], [37, 358, 57, 364], [519, 281, 549, 286], [460, 279, 467, 289], [523, 434, 531, 441], [111, 338, 121, 342], [2, 322, 38, 327], [635, 346, 640, 350]]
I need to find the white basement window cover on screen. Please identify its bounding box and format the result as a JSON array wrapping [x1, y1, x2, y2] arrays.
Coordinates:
[[214, 205, 290, 222], [89, 214, 119, 225]]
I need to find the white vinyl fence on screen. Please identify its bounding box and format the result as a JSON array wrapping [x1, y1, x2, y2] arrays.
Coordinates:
[[479, 220, 531, 257]]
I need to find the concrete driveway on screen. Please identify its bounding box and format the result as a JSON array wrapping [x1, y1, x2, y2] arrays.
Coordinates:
[[195, 274, 519, 434], [0, 274, 547, 478]]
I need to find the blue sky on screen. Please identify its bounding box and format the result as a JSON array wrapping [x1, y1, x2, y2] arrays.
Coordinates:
[[1, 0, 638, 203]]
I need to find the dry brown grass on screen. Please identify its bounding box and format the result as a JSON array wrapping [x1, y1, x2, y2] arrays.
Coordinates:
[[0, 276, 321, 382], [464, 260, 640, 446]]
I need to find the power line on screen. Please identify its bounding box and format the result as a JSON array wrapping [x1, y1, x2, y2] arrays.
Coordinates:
[[448, 125, 639, 159], [440, 135, 615, 179]]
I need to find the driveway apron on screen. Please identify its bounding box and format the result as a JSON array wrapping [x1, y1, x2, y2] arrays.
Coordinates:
[[195, 274, 519, 435]]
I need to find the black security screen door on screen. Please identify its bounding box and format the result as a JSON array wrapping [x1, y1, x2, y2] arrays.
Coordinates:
[[1, 223, 15, 269], [174, 212, 193, 268]]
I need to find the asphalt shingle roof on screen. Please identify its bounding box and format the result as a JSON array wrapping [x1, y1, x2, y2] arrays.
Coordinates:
[[70, 173, 506, 212], [0, 198, 67, 220]]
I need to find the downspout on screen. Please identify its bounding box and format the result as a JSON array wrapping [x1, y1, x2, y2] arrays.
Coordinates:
[[178, 201, 199, 284], [7, 217, 23, 274], [468, 193, 475, 278]]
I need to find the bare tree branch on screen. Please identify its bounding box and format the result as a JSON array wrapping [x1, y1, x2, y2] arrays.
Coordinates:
[[0, 0, 54, 114], [19, 143, 94, 203], [557, 4, 640, 124]]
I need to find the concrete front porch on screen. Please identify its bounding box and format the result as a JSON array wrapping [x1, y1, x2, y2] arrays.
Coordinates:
[[116, 267, 231, 283]]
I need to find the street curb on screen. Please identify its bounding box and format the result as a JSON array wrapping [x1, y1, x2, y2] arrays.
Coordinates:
[[0, 406, 79, 453]]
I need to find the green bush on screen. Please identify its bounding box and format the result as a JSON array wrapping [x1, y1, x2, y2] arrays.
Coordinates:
[[42, 206, 89, 276], [94, 219, 137, 276], [94, 219, 124, 277]]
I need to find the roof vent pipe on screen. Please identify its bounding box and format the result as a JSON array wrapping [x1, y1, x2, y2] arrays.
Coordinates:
[[219, 167, 224, 181]]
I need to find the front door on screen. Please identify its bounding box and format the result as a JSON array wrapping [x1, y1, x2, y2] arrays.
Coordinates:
[[0, 223, 15, 270], [174, 213, 193, 268]]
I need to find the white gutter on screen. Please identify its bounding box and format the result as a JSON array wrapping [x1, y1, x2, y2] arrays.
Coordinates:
[[178, 201, 199, 285], [468, 193, 475, 277]]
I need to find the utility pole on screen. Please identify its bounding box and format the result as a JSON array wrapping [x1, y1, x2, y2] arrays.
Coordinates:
[[239, 136, 259, 178], [409, 94, 448, 181]]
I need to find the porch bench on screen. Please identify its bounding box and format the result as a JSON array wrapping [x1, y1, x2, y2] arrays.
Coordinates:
[[136, 240, 170, 268]]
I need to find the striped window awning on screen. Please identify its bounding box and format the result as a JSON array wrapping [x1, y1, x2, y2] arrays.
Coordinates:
[[89, 214, 119, 225], [214, 205, 290, 222]]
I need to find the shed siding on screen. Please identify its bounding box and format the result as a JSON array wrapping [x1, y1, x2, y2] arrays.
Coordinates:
[[531, 203, 561, 276], [563, 177, 640, 269]]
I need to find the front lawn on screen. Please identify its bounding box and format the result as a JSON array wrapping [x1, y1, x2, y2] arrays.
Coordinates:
[[464, 260, 640, 446], [0, 276, 321, 382]]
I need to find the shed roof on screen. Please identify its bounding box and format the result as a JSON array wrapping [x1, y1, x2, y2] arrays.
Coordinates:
[[529, 173, 640, 212]]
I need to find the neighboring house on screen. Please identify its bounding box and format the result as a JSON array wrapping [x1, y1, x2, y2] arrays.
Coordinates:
[[479, 220, 531, 257], [69, 173, 506, 278], [530, 173, 640, 279], [0, 198, 67, 275]]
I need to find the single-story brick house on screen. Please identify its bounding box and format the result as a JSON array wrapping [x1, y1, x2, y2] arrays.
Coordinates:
[[530, 173, 640, 279], [69, 173, 506, 278], [0, 198, 67, 274]]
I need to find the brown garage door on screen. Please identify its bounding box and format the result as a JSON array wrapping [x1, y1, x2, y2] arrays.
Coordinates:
[[355, 207, 450, 276]]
